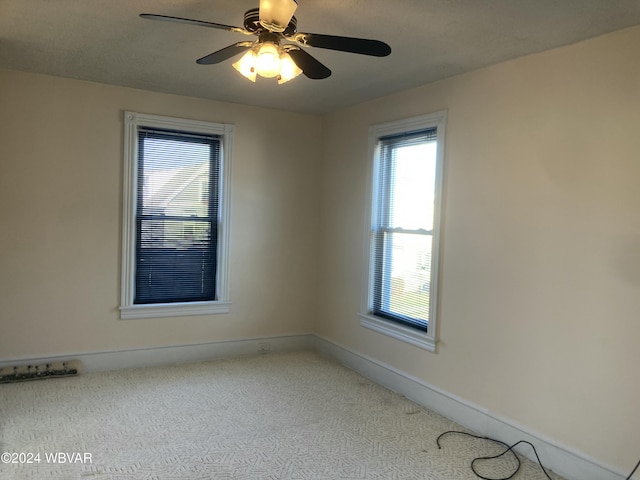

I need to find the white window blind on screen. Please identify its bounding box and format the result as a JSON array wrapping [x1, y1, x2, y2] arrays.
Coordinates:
[[135, 127, 220, 304], [371, 128, 438, 331]]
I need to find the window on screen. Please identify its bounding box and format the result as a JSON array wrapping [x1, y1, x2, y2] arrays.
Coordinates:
[[120, 112, 233, 319], [360, 112, 446, 352]]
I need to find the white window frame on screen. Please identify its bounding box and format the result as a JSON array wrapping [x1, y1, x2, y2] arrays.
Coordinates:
[[120, 111, 234, 320], [359, 111, 447, 352]]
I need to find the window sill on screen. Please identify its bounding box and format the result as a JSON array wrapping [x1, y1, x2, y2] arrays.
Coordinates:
[[359, 313, 437, 353], [120, 301, 231, 320]]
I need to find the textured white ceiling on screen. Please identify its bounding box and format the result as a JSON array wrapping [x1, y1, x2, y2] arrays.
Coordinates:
[[2, 0, 640, 114]]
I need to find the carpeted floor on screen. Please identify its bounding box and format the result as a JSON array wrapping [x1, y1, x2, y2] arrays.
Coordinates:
[[0, 351, 565, 479]]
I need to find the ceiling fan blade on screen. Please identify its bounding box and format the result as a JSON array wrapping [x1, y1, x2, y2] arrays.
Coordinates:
[[259, 0, 297, 32], [292, 32, 391, 57], [196, 43, 253, 65], [287, 48, 331, 79], [140, 14, 243, 33]]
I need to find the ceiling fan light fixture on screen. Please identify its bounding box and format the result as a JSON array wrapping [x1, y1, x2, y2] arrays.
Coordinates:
[[277, 51, 302, 84], [232, 50, 258, 82], [259, 0, 297, 32], [142, 2, 392, 86]]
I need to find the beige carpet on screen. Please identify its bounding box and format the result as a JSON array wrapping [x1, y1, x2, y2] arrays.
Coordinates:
[[0, 351, 564, 479]]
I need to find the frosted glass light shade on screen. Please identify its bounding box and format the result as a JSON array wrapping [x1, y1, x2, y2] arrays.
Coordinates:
[[278, 52, 303, 84], [259, 0, 297, 32], [232, 50, 257, 82], [255, 42, 281, 78]]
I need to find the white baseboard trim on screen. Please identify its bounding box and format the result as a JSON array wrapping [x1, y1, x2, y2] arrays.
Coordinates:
[[0, 334, 314, 373], [312, 335, 628, 480]]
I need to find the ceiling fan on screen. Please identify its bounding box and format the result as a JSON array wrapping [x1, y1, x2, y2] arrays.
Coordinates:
[[140, 0, 391, 84]]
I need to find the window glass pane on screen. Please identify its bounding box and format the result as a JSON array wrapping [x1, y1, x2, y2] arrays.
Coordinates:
[[388, 142, 437, 231], [135, 129, 219, 305], [135, 241, 215, 303], [371, 126, 440, 332], [141, 138, 211, 218], [377, 232, 432, 326]]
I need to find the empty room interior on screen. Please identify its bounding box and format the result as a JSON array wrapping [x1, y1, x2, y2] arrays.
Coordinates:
[[1, 1, 639, 479]]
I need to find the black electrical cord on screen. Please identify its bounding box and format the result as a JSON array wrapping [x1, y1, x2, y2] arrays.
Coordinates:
[[625, 458, 640, 480], [436, 431, 553, 480], [437, 431, 640, 480]]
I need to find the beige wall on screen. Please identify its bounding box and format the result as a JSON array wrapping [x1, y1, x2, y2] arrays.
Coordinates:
[[318, 26, 640, 470], [0, 69, 321, 357]]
